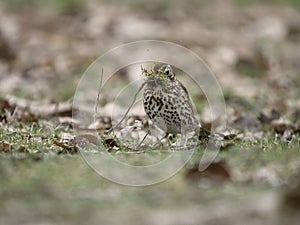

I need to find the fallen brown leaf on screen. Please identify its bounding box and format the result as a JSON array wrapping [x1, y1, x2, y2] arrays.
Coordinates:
[[75, 134, 99, 145], [0, 99, 11, 110], [282, 175, 300, 210], [185, 160, 231, 183], [59, 117, 79, 128], [54, 140, 77, 154], [88, 116, 112, 130], [6, 95, 72, 118], [0, 98, 16, 123], [17, 146, 28, 153], [258, 108, 281, 124], [103, 138, 119, 148], [270, 118, 294, 134], [0, 141, 12, 152], [0, 30, 16, 62], [19, 111, 39, 123]]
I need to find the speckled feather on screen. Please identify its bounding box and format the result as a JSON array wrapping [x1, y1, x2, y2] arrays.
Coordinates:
[[143, 64, 200, 134]]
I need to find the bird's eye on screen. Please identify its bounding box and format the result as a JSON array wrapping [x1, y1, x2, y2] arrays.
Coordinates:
[[164, 65, 171, 75]]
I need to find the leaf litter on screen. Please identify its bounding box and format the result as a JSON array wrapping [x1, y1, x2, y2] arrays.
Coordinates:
[[0, 1, 299, 224]]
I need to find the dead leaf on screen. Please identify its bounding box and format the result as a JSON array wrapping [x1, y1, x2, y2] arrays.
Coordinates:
[[0, 99, 16, 123], [218, 129, 240, 140], [0, 30, 16, 62], [291, 109, 300, 124], [270, 118, 294, 134], [103, 138, 119, 148], [6, 95, 72, 117], [185, 160, 231, 183], [295, 123, 300, 134], [19, 111, 39, 123], [54, 140, 77, 154], [59, 117, 79, 128], [0, 141, 12, 152], [17, 146, 28, 153], [88, 116, 112, 130], [282, 175, 300, 210], [283, 187, 300, 210], [220, 141, 234, 151], [258, 108, 281, 124], [0, 99, 11, 110], [75, 134, 99, 145], [198, 128, 210, 142], [282, 129, 294, 141]]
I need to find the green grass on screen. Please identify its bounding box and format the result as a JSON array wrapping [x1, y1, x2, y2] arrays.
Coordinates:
[[1, 0, 85, 14], [1, 115, 299, 224], [0, 119, 73, 155], [235, 0, 300, 8], [235, 59, 265, 78]]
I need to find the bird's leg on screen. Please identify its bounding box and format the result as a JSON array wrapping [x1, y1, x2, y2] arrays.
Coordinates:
[[135, 129, 170, 150], [135, 129, 150, 149], [166, 134, 179, 150], [198, 127, 211, 143], [179, 128, 199, 148], [151, 132, 169, 149], [180, 132, 187, 148]]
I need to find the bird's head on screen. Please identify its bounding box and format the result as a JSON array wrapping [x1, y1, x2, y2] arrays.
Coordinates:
[[154, 63, 176, 81], [143, 63, 176, 82]]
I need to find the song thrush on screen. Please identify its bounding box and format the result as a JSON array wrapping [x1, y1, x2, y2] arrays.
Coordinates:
[[143, 63, 200, 141]]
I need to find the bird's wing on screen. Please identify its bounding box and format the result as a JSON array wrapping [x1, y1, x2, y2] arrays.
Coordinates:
[[178, 80, 198, 118]]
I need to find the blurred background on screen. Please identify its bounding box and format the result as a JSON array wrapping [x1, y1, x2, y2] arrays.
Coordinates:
[[0, 0, 299, 106], [0, 0, 300, 225]]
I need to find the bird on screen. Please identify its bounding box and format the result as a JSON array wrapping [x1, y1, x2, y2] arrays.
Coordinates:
[[142, 63, 201, 144]]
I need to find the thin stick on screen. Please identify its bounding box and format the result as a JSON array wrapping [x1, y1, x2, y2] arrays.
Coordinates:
[[135, 129, 150, 149], [95, 67, 104, 117], [106, 81, 147, 134]]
